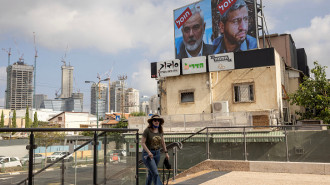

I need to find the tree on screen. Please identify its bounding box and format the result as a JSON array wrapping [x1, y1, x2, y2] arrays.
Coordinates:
[[289, 61, 330, 124], [12, 110, 17, 128], [25, 106, 30, 128], [34, 125, 65, 166], [0, 111, 4, 128], [33, 112, 38, 128], [130, 112, 146, 117]]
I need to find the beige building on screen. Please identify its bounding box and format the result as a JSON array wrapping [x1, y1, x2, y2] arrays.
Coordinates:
[[156, 34, 308, 126]]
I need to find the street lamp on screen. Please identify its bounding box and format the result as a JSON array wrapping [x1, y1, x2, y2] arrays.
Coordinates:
[[85, 78, 110, 128]]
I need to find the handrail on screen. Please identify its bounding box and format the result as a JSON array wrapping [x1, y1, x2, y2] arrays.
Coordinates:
[[0, 128, 138, 132], [138, 123, 329, 166], [1, 128, 140, 185]]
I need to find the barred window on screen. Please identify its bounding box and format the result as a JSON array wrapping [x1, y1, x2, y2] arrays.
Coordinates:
[[181, 92, 194, 103], [234, 83, 254, 103]]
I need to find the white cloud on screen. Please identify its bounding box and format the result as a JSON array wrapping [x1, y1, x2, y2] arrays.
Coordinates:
[[0, 0, 183, 56], [289, 15, 330, 77], [131, 60, 157, 97]]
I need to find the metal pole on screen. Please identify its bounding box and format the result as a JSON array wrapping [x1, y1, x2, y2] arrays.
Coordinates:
[[206, 128, 210, 160], [93, 132, 98, 185], [104, 134, 107, 184], [75, 138, 77, 185], [285, 128, 289, 162], [61, 159, 65, 185], [28, 132, 34, 185], [136, 132, 139, 185], [173, 147, 177, 181], [244, 127, 247, 161], [183, 114, 186, 131], [97, 83, 99, 128]]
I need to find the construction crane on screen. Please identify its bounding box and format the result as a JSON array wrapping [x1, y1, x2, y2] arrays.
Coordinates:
[[61, 44, 69, 66], [1, 48, 11, 66], [13, 39, 24, 62], [33, 32, 38, 109], [55, 88, 61, 98]]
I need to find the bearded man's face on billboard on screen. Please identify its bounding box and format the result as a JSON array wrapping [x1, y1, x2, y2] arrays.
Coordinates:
[[181, 13, 205, 51], [220, 6, 249, 45]]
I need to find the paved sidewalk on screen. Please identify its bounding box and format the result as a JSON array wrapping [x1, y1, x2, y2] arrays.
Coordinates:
[[172, 170, 330, 185]]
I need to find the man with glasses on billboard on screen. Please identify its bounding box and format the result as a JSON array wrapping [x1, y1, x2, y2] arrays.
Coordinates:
[[176, 6, 214, 59], [213, 0, 257, 53]]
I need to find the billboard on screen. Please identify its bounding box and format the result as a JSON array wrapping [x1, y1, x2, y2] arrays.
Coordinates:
[[182, 56, 207, 75], [157, 59, 181, 77], [174, 0, 258, 59], [208, 52, 234, 71]]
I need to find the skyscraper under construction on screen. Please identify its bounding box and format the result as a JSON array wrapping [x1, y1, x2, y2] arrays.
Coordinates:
[[6, 61, 34, 110]]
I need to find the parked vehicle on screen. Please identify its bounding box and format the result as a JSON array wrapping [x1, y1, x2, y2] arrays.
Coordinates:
[[46, 152, 73, 163], [21, 154, 45, 165], [0, 157, 22, 168], [108, 149, 126, 163]]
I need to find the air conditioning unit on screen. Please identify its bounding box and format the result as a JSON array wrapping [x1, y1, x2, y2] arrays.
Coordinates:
[[212, 101, 229, 113]]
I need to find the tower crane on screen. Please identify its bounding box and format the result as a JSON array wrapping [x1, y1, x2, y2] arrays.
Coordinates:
[[33, 32, 38, 109], [61, 44, 69, 66], [1, 48, 11, 66], [13, 39, 24, 62]]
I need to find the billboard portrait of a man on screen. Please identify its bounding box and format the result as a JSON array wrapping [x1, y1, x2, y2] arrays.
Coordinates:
[[212, 0, 258, 54], [174, 0, 214, 59]]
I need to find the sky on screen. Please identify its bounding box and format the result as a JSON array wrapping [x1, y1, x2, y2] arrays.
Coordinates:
[[0, 0, 329, 112]]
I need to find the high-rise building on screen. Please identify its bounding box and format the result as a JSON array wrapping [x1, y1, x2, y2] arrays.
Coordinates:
[[34, 94, 48, 110], [149, 95, 159, 114], [125, 88, 139, 113], [67, 92, 84, 112], [6, 61, 34, 110], [58, 64, 73, 99], [140, 101, 150, 114], [91, 83, 108, 119], [110, 80, 126, 113]]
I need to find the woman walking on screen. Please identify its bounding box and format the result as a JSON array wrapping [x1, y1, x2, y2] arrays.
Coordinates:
[[141, 114, 170, 185]]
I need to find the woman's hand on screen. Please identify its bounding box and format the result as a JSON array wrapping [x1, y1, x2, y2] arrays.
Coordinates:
[[165, 153, 170, 160], [148, 152, 154, 159]]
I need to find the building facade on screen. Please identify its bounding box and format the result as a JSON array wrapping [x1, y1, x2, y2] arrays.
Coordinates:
[[90, 83, 108, 119], [6, 61, 34, 110], [125, 88, 139, 113], [58, 64, 74, 99], [34, 94, 48, 110], [110, 80, 126, 113], [154, 34, 308, 126]]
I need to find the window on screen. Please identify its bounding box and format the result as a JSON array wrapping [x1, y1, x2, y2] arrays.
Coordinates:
[[58, 117, 62, 121], [180, 90, 194, 103], [233, 83, 254, 103]]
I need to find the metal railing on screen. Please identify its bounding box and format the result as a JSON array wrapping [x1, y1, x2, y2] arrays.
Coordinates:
[[137, 124, 329, 183], [0, 128, 139, 185]]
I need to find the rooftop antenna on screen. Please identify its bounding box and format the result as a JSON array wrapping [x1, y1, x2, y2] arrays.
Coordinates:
[[1, 48, 11, 66], [33, 32, 38, 109]]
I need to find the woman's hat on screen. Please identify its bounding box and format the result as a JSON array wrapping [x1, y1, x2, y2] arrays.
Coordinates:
[[147, 114, 164, 124]]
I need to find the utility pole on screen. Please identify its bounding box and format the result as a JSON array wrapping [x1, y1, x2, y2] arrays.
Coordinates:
[[118, 75, 127, 118]]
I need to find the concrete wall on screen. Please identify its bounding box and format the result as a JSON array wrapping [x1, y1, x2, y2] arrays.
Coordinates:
[[259, 34, 294, 67], [211, 66, 278, 112], [161, 73, 211, 115]]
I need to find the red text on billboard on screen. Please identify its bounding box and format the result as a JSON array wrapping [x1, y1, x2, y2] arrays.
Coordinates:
[[217, 0, 237, 15], [175, 7, 192, 29]]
